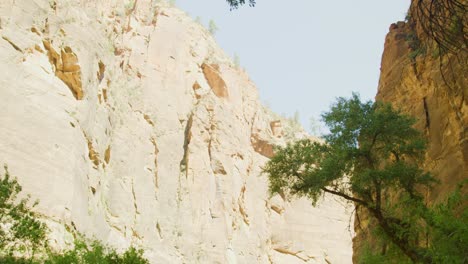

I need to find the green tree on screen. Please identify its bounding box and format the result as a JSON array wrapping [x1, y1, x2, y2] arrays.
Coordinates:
[[263, 94, 467, 263], [0, 165, 48, 259]]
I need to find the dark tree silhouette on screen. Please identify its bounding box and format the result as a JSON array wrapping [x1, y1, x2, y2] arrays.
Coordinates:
[[412, 0, 467, 54], [225, 0, 466, 55], [226, 0, 255, 9]]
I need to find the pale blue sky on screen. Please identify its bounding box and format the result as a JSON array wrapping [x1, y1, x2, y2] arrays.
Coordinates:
[[177, 0, 410, 133]]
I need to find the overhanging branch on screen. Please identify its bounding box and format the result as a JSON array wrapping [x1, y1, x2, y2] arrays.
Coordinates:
[[321, 187, 371, 208]]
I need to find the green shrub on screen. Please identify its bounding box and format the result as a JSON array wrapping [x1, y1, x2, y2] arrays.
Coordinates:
[[46, 239, 149, 264], [405, 31, 426, 60], [0, 165, 48, 258], [0, 166, 149, 264]]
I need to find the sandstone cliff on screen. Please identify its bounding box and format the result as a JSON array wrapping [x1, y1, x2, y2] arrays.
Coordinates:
[[0, 1, 353, 263], [353, 1, 467, 260], [376, 23, 466, 201]]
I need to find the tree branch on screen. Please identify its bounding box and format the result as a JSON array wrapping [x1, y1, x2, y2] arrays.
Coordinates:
[[321, 187, 371, 208]]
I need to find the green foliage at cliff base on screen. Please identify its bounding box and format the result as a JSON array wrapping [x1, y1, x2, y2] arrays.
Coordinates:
[[0, 166, 149, 264]]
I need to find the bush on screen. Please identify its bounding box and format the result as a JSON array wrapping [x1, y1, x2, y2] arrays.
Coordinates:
[[45, 239, 149, 264], [0, 165, 48, 259], [0, 166, 149, 264]]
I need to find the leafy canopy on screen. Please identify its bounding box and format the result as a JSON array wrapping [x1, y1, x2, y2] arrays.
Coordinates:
[[263, 94, 467, 263], [265, 94, 432, 205]]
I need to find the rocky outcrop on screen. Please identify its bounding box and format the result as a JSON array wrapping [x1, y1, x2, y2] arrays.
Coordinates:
[[376, 11, 466, 203], [270, 120, 284, 138], [201, 63, 229, 99], [353, 1, 467, 260], [0, 1, 353, 263]]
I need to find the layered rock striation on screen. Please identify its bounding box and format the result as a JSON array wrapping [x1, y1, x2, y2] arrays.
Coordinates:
[[0, 1, 353, 263]]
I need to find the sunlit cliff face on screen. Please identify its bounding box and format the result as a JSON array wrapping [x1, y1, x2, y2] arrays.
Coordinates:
[[0, 1, 353, 263]]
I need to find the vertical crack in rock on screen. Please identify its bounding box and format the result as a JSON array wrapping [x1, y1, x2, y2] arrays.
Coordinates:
[[249, 110, 258, 132], [103, 200, 125, 235], [131, 179, 140, 239], [206, 110, 226, 175], [201, 63, 229, 99], [131, 179, 139, 215], [97, 60, 105, 83], [150, 6, 160, 27], [238, 185, 249, 225], [180, 113, 193, 179], [267, 254, 274, 264], [207, 130, 213, 163], [423, 97, 430, 129], [209, 116, 226, 175], [150, 137, 159, 190], [125, 0, 139, 32], [43, 40, 83, 99], [177, 113, 193, 206], [156, 222, 163, 239], [84, 133, 100, 168], [102, 88, 108, 103], [104, 145, 111, 164]]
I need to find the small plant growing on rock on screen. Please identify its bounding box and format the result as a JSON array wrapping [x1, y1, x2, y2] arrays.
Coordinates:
[[233, 53, 240, 69], [208, 19, 218, 35], [405, 31, 426, 61]]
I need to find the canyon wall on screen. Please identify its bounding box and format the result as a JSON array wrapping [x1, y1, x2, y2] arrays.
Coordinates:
[[376, 23, 466, 201], [0, 1, 353, 263], [353, 1, 467, 260]]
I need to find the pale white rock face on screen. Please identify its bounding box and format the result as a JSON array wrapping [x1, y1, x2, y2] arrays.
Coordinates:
[[0, 1, 353, 263]]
